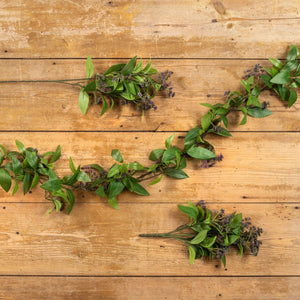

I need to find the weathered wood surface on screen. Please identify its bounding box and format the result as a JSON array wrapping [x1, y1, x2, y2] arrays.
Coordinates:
[[0, 59, 299, 132], [0, 132, 299, 203], [0, 203, 298, 276], [0, 277, 298, 300], [0, 0, 299, 298], [0, 0, 299, 58]]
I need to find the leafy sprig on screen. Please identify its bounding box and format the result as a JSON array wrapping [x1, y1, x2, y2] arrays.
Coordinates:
[[79, 56, 174, 115], [139, 201, 263, 267]]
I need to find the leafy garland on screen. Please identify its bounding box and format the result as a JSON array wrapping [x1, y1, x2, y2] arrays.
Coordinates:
[[140, 201, 263, 267], [0, 45, 299, 214]]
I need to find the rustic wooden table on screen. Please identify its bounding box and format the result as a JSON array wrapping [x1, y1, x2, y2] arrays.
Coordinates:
[[0, 1, 299, 299]]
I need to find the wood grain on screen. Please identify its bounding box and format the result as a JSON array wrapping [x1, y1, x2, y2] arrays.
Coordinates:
[[0, 276, 298, 300], [0, 1, 299, 58], [0, 203, 298, 276], [0, 59, 299, 132], [0, 132, 299, 203]]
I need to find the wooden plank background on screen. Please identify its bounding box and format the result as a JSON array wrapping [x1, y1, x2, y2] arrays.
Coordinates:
[[0, 0, 299, 299]]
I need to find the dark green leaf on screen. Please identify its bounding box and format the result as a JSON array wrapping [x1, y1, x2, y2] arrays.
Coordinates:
[[282, 60, 298, 72], [0, 145, 7, 155], [122, 56, 137, 75], [84, 81, 96, 92], [108, 181, 125, 198], [247, 107, 273, 118], [288, 89, 298, 108], [212, 127, 232, 137], [0, 168, 11, 192], [190, 230, 208, 245], [149, 148, 165, 161], [261, 74, 273, 88], [12, 156, 23, 175], [86, 55, 94, 78], [111, 149, 123, 163], [165, 168, 188, 179], [162, 148, 177, 162], [100, 96, 108, 116], [15, 140, 26, 154], [187, 146, 216, 160], [240, 79, 251, 93], [12, 181, 19, 195], [23, 172, 32, 195], [132, 182, 149, 196], [270, 70, 291, 84], [219, 115, 228, 128], [184, 127, 200, 142], [87, 164, 104, 173], [221, 255, 226, 267], [79, 89, 89, 115], [66, 189, 75, 214], [178, 157, 186, 170], [31, 172, 39, 189], [25, 150, 38, 169], [278, 85, 289, 101]]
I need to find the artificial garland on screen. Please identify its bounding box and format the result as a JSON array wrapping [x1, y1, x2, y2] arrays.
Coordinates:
[[140, 201, 263, 267], [0, 45, 299, 214]]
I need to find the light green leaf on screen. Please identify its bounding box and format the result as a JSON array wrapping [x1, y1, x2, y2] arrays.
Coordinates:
[[108, 197, 119, 209], [0, 168, 11, 192], [79, 89, 90, 115], [165, 134, 175, 149], [108, 181, 125, 198], [270, 70, 291, 84], [247, 107, 273, 118], [69, 157, 77, 173], [12, 180, 19, 195], [187, 146, 216, 160], [77, 171, 91, 182], [50, 145, 61, 163], [268, 58, 283, 69], [177, 204, 198, 220], [111, 149, 123, 163], [15, 140, 26, 154], [148, 174, 163, 186], [188, 245, 196, 265], [201, 113, 212, 130], [122, 56, 137, 75], [86, 55, 94, 78], [31, 172, 40, 189], [287, 45, 299, 61], [190, 230, 208, 245]]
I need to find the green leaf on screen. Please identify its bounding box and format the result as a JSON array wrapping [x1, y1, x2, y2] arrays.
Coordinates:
[[132, 182, 149, 196], [12, 156, 23, 175], [282, 60, 299, 72], [228, 234, 240, 245], [201, 236, 217, 248], [0, 145, 7, 156], [184, 127, 200, 142], [142, 60, 152, 74], [107, 164, 121, 178], [100, 96, 108, 116], [50, 145, 61, 163], [247, 107, 273, 118], [108, 197, 119, 209], [165, 134, 175, 149], [108, 181, 125, 198], [219, 115, 228, 128], [247, 95, 262, 108], [288, 89, 298, 108], [79, 89, 90, 115], [178, 204, 198, 220], [240, 79, 251, 93], [25, 150, 38, 169], [221, 255, 226, 268], [190, 230, 208, 245], [187, 146, 216, 160], [86, 55, 94, 78], [69, 157, 77, 173], [268, 58, 283, 69], [23, 172, 32, 195], [111, 149, 123, 163], [270, 70, 291, 84], [148, 175, 163, 186], [212, 127, 232, 137], [188, 245, 196, 264], [278, 85, 289, 101], [104, 63, 126, 75], [31, 172, 40, 189], [149, 148, 165, 161], [0, 168, 11, 192], [84, 81, 96, 92], [261, 74, 273, 88], [40, 179, 62, 192], [287, 45, 299, 61], [77, 171, 91, 182], [122, 56, 137, 75], [133, 60, 143, 73], [12, 181, 19, 195], [127, 161, 145, 171], [201, 113, 212, 130], [15, 140, 26, 154], [66, 189, 75, 214], [165, 168, 188, 179], [295, 64, 300, 77], [162, 148, 177, 162], [200, 103, 214, 109], [95, 185, 106, 198]]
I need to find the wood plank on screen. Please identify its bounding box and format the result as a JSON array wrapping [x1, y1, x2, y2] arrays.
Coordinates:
[[0, 1, 299, 58], [0, 59, 299, 132], [0, 132, 299, 203], [0, 203, 298, 275], [0, 276, 298, 300]]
